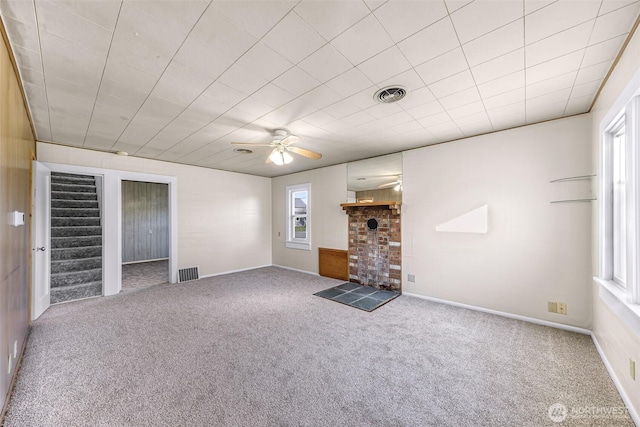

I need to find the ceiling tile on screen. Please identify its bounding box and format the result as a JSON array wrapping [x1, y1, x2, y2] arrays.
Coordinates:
[[326, 68, 375, 97], [108, 34, 172, 79], [471, 48, 524, 84], [526, 88, 572, 111], [322, 98, 361, 119], [524, 0, 556, 15], [574, 60, 613, 85], [374, 0, 448, 42], [2, 16, 41, 52], [445, 0, 473, 13], [429, 70, 476, 98], [235, 43, 294, 82], [526, 99, 568, 123], [599, 0, 639, 15], [40, 31, 105, 86], [565, 94, 593, 115], [477, 70, 525, 98], [49, 0, 121, 30], [217, 63, 269, 96], [18, 65, 44, 88], [331, 14, 395, 65], [101, 59, 157, 103], [414, 47, 468, 85], [341, 110, 375, 127], [348, 85, 379, 109], [0, 0, 36, 24], [212, 0, 290, 39], [525, 0, 600, 44], [525, 21, 592, 66], [426, 121, 465, 140], [490, 109, 526, 131], [462, 19, 523, 67], [438, 86, 481, 110], [364, 0, 387, 12], [450, 0, 523, 44], [298, 44, 353, 82], [365, 102, 403, 119], [190, 7, 258, 63], [570, 79, 602, 98], [125, 0, 206, 35], [303, 110, 337, 127], [582, 34, 626, 67], [173, 36, 235, 81], [261, 11, 326, 63], [297, 85, 342, 110], [273, 66, 321, 96], [152, 61, 214, 106], [525, 50, 584, 84], [526, 71, 577, 98], [294, 0, 370, 41], [250, 84, 297, 109], [397, 18, 460, 66], [377, 69, 426, 92], [12, 45, 42, 72], [399, 86, 437, 110], [482, 87, 525, 110], [357, 46, 412, 84], [589, 3, 640, 44], [448, 100, 485, 120]]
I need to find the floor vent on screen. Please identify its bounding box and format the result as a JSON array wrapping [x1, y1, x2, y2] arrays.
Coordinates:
[[178, 267, 199, 283]]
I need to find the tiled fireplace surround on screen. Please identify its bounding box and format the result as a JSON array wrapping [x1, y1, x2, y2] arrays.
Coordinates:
[[345, 205, 401, 292]]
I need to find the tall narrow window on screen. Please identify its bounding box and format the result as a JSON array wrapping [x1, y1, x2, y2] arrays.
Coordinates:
[[611, 118, 626, 287], [286, 183, 311, 250]]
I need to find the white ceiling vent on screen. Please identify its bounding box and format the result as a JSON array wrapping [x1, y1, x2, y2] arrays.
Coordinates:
[[374, 86, 407, 104]]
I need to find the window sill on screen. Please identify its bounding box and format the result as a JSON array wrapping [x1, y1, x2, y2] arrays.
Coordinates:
[[286, 241, 311, 251], [595, 277, 640, 336]]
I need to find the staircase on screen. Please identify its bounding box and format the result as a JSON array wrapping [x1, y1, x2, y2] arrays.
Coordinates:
[[50, 172, 102, 304]]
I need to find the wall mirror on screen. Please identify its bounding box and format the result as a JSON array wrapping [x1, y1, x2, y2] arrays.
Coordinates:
[[347, 153, 402, 203]]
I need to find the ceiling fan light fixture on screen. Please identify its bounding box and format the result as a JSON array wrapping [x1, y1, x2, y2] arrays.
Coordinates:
[[269, 148, 293, 165]]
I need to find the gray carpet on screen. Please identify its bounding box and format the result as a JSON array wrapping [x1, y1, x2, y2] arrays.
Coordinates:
[[121, 260, 168, 290], [3, 267, 633, 426]]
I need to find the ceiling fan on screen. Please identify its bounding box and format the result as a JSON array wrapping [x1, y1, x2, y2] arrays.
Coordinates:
[[378, 175, 402, 191], [231, 129, 322, 165]]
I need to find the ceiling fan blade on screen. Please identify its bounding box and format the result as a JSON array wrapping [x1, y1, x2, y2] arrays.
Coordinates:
[[288, 146, 322, 160], [265, 156, 272, 164], [281, 135, 299, 145], [231, 142, 273, 147]]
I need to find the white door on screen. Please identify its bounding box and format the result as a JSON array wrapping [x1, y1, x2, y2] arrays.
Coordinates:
[[32, 161, 51, 320]]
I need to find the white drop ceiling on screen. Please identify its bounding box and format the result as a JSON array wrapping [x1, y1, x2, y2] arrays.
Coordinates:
[[1, 0, 639, 177]]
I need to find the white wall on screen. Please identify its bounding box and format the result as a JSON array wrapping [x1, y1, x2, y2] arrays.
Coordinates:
[[37, 142, 272, 278], [272, 164, 348, 273], [402, 115, 593, 328], [590, 24, 640, 418]]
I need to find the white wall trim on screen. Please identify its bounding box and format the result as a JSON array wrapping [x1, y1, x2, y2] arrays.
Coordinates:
[[591, 333, 640, 426], [199, 264, 273, 279], [403, 292, 591, 335], [271, 264, 320, 276], [40, 162, 178, 294]]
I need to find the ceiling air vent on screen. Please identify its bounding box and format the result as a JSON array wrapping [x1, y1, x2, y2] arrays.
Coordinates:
[[374, 86, 407, 103]]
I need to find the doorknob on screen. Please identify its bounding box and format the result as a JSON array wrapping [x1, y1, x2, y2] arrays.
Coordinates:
[[35, 247, 46, 251]]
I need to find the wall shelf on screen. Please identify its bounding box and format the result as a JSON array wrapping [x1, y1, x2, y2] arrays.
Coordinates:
[[341, 201, 401, 215], [550, 173, 597, 204]]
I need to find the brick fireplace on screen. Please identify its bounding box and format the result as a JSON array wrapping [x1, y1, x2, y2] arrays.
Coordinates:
[[341, 202, 401, 292]]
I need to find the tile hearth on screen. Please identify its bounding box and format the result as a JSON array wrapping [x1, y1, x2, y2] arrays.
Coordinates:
[[314, 282, 400, 312]]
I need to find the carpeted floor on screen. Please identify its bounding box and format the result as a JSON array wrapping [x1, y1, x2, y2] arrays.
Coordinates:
[[121, 259, 168, 290], [3, 267, 633, 426]]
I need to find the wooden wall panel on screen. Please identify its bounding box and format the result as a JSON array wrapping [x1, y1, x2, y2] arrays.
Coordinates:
[[0, 28, 36, 416], [122, 181, 169, 263]]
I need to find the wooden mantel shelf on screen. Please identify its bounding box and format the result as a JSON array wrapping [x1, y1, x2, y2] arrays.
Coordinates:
[[341, 201, 401, 215]]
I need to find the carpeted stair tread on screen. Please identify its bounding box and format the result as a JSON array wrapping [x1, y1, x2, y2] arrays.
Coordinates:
[[51, 208, 100, 218], [51, 191, 97, 201], [50, 281, 102, 304], [51, 199, 99, 209], [52, 226, 102, 237], [51, 257, 102, 274], [51, 246, 102, 261], [51, 269, 102, 288], [51, 183, 98, 193], [52, 217, 101, 227], [51, 235, 102, 248]]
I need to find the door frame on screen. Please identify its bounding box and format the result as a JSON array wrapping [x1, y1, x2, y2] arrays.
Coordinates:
[[35, 162, 178, 299]]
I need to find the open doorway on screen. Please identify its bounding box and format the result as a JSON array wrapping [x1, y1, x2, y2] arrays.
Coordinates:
[[121, 180, 169, 291]]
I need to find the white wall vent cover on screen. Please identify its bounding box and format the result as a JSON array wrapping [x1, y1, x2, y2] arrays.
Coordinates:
[[435, 205, 488, 234], [178, 267, 200, 283]]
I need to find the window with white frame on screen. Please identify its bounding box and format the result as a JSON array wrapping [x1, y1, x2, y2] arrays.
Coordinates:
[[286, 183, 311, 250], [598, 91, 640, 315]]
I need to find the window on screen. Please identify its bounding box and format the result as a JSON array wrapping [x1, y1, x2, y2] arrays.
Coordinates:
[[597, 90, 640, 333], [286, 183, 311, 250]]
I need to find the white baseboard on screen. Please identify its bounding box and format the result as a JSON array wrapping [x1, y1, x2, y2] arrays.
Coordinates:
[[403, 292, 591, 335], [591, 333, 640, 426], [271, 264, 320, 276], [199, 264, 272, 279]]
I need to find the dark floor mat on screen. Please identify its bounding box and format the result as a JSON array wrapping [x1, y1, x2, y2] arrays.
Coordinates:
[[314, 283, 400, 312]]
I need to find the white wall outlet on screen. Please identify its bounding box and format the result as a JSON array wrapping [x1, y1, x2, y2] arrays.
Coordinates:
[[14, 340, 17, 358], [407, 274, 415, 282]]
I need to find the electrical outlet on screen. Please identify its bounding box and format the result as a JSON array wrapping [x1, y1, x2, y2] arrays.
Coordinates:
[[631, 359, 636, 380], [13, 340, 17, 358], [548, 302, 558, 313], [557, 303, 567, 315], [7, 354, 11, 375], [408, 274, 415, 283]]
